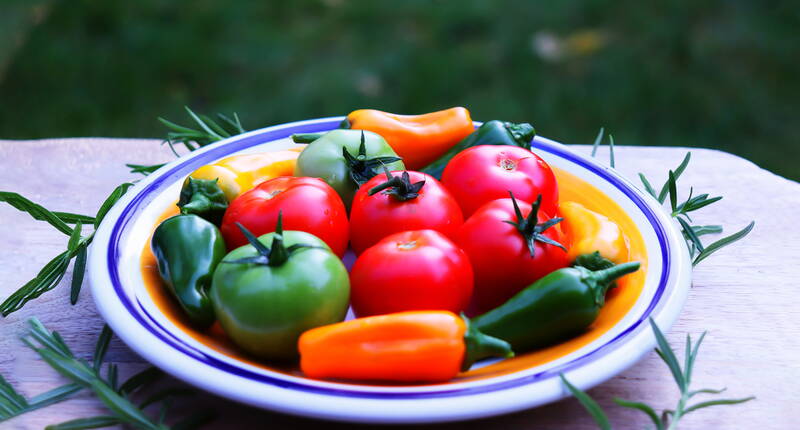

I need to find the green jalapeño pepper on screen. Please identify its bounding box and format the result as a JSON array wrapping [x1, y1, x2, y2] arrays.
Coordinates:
[[421, 120, 536, 179], [151, 214, 226, 329], [472, 261, 640, 352], [293, 129, 404, 209], [210, 214, 350, 360]]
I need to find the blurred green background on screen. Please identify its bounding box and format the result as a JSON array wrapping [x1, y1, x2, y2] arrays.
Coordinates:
[[1, 0, 797, 179]]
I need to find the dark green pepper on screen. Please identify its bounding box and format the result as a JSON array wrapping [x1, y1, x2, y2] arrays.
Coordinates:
[[421, 120, 536, 179], [472, 262, 640, 352], [151, 214, 226, 328]]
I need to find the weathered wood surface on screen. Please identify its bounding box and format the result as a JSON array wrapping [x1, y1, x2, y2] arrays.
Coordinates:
[[0, 138, 797, 429]]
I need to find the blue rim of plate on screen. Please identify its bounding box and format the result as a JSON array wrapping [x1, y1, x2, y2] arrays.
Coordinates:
[[106, 118, 670, 400]]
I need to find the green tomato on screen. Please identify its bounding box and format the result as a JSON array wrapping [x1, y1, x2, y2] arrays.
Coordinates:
[[294, 129, 405, 209], [210, 230, 350, 360]]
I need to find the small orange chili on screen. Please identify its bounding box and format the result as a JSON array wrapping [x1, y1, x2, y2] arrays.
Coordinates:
[[298, 311, 512, 382], [344, 107, 474, 170]]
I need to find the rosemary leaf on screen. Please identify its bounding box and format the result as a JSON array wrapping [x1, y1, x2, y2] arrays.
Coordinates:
[[93, 325, 113, 371], [559, 374, 612, 430], [126, 163, 165, 176], [667, 170, 678, 213], [657, 152, 691, 203], [692, 225, 723, 236], [591, 127, 605, 157], [649, 318, 686, 391], [689, 387, 726, 398], [683, 397, 756, 414], [0, 252, 71, 316], [0, 191, 75, 236], [46, 415, 120, 430], [693, 222, 755, 266], [613, 398, 662, 430], [94, 183, 134, 229], [608, 134, 615, 168], [70, 246, 88, 305], [638, 173, 658, 199], [119, 367, 163, 395], [52, 212, 96, 225]]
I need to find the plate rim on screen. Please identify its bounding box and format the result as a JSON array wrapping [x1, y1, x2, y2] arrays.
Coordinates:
[[88, 116, 691, 423]]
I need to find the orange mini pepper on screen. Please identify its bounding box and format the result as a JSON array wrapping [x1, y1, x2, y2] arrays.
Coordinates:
[[187, 148, 302, 202], [344, 107, 474, 170], [298, 311, 512, 382], [560, 201, 630, 264]]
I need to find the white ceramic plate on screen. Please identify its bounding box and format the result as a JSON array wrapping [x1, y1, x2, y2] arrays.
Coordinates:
[[88, 117, 691, 424]]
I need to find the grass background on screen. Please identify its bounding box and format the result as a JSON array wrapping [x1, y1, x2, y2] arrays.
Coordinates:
[[0, 0, 797, 179]]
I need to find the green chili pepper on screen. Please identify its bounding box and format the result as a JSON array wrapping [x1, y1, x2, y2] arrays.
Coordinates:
[[293, 129, 404, 210], [151, 214, 226, 328], [421, 120, 535, 179], [472, 261, 640, 352], [177, 177, 228, 226]]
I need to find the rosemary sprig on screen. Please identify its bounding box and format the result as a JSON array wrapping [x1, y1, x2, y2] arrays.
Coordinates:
[[18, 318, 214, 429], [588, 129, 754, 266], [0, 183, 132, 316], [129, 107, 247, 176], [561, 319, 754, 429]]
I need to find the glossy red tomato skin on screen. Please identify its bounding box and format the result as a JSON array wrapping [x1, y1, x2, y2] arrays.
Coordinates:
[[350, 230, 474, 317], [349, 170, 464, 255], [456, 198, 569, 315], [220, 176, 349, 256], [441, 145, 559, 218]]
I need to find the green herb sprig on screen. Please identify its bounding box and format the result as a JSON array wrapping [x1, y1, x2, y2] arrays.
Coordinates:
[[590, 129, 754, 266], [561, 319, 754, 430], [12, 318, 214, 429], [127, 107, 247, 176], [0, 183, 132, 316]]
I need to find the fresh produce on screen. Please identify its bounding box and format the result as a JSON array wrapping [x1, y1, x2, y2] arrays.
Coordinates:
[[151, 213, 226, 328], [349, 230, 473, 317], [220, 176, 349, 256], [342, 107, 474, 170], [211, 217, 350, 360], [560, 201, 630, 266], [298, 311, 512, 382], [349, 168, 463, 254], [293, 129, 404, 209], [176, 177, 228, 225], [473, 261, 640, 352], [441, 145, 559, 217], [457, 194, 569, 315], [422, 120, 536, 179], [186, 149, 301, 202]]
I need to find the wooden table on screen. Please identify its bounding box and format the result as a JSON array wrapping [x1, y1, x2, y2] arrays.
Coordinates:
[[1, 138, 797, 429]]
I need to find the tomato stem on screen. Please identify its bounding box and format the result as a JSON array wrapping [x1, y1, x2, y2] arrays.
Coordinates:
[[502, 192, 566, 258], [368, 167, 425, 201]]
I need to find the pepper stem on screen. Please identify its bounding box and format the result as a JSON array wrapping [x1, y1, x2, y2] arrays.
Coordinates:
[[292, 132, 326, 144], [503, 122, 536, 149], [582, 261, 641, 306], [461, 314, 514, 371], [367, 166, 425, 201]]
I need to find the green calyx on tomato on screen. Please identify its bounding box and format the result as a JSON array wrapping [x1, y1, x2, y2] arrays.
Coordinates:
[[224, 215, 320, 267], [211, 213, 350, 360], [293, 129, 404, 209], [177, 177, 228, 225], [503, 192, 567, 257], [367, 167, 425, 202]]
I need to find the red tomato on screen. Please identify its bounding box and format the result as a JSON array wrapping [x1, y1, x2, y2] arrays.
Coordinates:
[[349, 170, 463, 255], [350, 230, 473, 317], [220, 176, 349, 256], [456, 195, 569, 315], [441, 145, 559, 217]]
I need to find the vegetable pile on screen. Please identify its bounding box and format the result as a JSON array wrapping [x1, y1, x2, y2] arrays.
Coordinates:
[[150, 106, 644, 382]]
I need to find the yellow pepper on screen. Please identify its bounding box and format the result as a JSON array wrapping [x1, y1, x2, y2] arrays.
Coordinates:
[[188, 148, 302, 201], [560, 201, 630, 264]]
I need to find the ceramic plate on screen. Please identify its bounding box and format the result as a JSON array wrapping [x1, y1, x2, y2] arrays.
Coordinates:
[[88, 117, 691, 424]]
